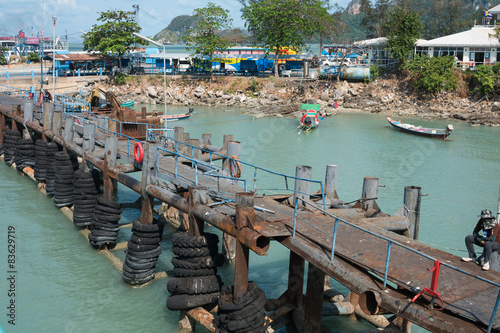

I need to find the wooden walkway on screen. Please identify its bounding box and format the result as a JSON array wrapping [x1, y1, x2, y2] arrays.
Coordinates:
[[1, 93, 499, 333]]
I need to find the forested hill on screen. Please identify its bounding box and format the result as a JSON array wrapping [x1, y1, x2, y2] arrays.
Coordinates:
[[153, 0, 500, 44]]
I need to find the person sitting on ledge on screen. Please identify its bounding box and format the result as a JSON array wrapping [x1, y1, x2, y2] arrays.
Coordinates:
[[461, 209, 499, 271]]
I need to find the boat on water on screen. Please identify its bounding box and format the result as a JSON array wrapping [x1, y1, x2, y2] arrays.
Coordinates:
[[387, 116, 453, 139], [298, 104, 322, 133], [159, 108, 194, 122], [120, 100, 134, 107]]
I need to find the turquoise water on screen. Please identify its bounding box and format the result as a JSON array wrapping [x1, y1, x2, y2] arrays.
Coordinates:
[[1, 108, 500, 332]]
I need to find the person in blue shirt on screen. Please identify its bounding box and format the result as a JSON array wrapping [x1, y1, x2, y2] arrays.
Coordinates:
[[462, 209, 498, 271]]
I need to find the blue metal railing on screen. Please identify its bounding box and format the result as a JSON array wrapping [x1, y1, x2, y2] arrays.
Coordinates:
[[293, 196, 500, 332]]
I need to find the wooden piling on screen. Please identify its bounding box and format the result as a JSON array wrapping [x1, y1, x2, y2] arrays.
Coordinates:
[[141, 106, 147, 119], [24, 101, 33, 125], [287, 251, 305, 305], [140, 142, 156, 225], [202, 134, 211, 146], [52, 108, 63, 136], [43, 102, 53, 132], [361, 177, 379, 213], [83, 123, 96, 154], [324, 164, 339, 204], [292, 165, 312, 206], [234, 192, 254, 300], [303, 263, 325, 333], [63, 117, 74, 143], [0, 112, 5, 145], [403, 186, 422, 240], [102, 135, 118, 200], [188, 186, 206, 236], [187, 139, 200, 160]]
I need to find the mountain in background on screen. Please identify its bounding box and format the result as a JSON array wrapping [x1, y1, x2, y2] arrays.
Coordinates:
[[153, 15, 197, 44]]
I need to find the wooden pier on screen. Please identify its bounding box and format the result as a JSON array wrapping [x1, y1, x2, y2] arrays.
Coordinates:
[[1, 91, 500, 333]]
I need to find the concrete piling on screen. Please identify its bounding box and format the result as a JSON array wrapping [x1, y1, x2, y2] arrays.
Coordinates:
[[324, 164, 339, 206], [43, 102, 53, 132], [360, 177, 379, 213], [63, 117, 74, 143], [202, 134, 211, 146]]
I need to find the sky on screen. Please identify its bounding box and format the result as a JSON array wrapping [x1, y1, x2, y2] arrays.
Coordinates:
[[0, 0, 351, 44]]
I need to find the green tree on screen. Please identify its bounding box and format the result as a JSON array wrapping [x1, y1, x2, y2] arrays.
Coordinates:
[[184, 3, 234, 76], [404, 55, 458, 93], [27, 52, 40, 63], [83, 9, 147, 72], [384, 10, 423, 70], [0, 47, 7, 65], [360, 0, 392, 38], [241, 0, 331, 77]]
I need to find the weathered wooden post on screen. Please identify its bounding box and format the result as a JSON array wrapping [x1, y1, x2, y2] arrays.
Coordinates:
[[403, 186, 422, 240], [52, 106, 63, 136], [43, 102, 54, 132], [222, 140, 241, 262], [63, 117, 74, 143], [360, 177, 379, 213], [202, 134, 211, 146], [102, 135, 118, 200], [141, 106, 147, 119], [187, 186, 207, 236], [23, 102, 34, 139], [234, 192, 254, 300], [222, 134, 233, 153], [0, 112, 5, 146], [82, 123, 96, 154], [292, 165, 312, 207], [140, 142, 157, 225], [303, 263, 325, 333], [187, 139, 200, 160], [324, 164, 339, 206]]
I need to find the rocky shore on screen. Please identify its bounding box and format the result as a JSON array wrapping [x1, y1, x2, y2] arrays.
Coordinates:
[[80, 75, 500, 126]]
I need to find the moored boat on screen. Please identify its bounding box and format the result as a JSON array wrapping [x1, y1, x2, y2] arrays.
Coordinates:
[[120, 100, 134, 107], [387, 116, 453, 139], [298, 104, 322, 133]]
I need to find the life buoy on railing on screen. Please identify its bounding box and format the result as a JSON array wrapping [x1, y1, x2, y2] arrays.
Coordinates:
[[134, 142, 144, 164], [229, 155, 241, 178]]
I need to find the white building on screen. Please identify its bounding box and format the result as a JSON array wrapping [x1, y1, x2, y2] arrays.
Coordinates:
[[354, 5, 500, 69]]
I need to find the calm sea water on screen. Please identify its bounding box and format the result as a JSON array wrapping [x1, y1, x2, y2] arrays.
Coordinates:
[[1, 108, 500, 332]]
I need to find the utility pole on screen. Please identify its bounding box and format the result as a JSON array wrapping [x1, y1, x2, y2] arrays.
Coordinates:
[[40, 0, 46, 107], [52, 15, 56, 101]]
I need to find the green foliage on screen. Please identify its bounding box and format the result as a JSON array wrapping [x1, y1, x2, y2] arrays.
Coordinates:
[[241, 0, 331, 77], [113, 72, 128, 85], [0, 47, 7, 65], [384, 10, 423, 69], [247, 79, 260, 93], [27, 52, 40, 63], [367, 65, 380, 83], [184, 3, 234, 76], [83, 9, 148, 64], [469, 65, 500, 96], [404, 55, 458, 93]]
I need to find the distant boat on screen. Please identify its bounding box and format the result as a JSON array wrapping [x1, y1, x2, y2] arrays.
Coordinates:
[[387, 116, 453, 139], [159, 108, 194, 121], [121, 100, 134, 107], [298, 104, 322, 133]]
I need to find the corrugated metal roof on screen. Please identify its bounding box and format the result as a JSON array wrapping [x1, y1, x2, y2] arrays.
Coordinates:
[[54, 53, 102, 61], [354, 37, 387, 47], [417, 26, 500, 47]]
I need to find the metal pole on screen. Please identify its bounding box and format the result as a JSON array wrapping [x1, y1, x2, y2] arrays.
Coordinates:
[[163, 44, 167, 132], [52, 16, 56, 100]]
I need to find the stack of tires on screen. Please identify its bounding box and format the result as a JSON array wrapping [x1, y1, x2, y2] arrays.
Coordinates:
[[167, 231, 223, 311], [217, 282, 266, 333], [122, 218, 164, 285], [89, 196, 121, 247], [45, 142, 59, 196], [34, 139, 47, 182], [72, 169, 98, 227], [3, 129, 21, 165], [53, 152, 76, 208], [14, 138, 35, 172]]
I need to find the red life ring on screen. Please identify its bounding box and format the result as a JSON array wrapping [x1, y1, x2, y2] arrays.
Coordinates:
[[229, 155, 241, 178], [300, 114, 307, 124], [134, 142, 144, 164]]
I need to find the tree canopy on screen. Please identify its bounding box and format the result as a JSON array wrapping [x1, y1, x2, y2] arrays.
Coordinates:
[[240, 0, 332, 77], [83, 9, 147, 68], [184, 2, 234, 75], [384, 9, 423, 70]]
